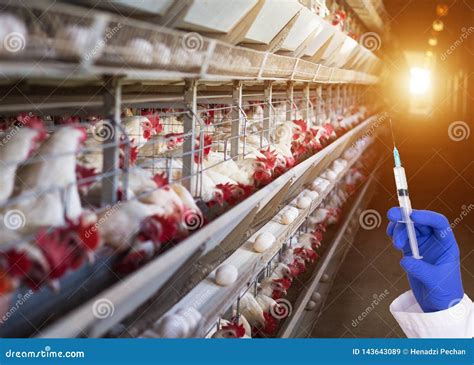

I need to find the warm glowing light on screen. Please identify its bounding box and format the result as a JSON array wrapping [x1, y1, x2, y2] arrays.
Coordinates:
[[410, 67, 431, 95], [436, 4, 449, 17], [428, 37, 438, 46], [433, 20, 444, 32], [426, 50, 433, 57]]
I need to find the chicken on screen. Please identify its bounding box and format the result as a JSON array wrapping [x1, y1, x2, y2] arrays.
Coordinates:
[[9, 126, 87, 235], [80, 114, 162, 171], [211, 316, 252, 338], [0, 114, 47, 204], [0, 212, 100, 292], [258, 277, 288, 299], [239, 292, 266, 328]]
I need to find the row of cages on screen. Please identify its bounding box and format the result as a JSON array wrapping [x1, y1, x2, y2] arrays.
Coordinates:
[[140, 142, 378, 339], [0, 80, 374, 336], [0, 1, 379, 82]]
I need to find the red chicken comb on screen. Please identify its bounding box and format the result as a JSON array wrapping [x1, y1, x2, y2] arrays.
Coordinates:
[[149, 213, 180, 244], [202, 134, 213, 155], [292, 119, 307, 134], [216, 183, 235, 204], [323, 123, 335, 135], [274, 277, 292, 290], [153, 173, 169, 188], [258, 147, 278, 166], [76, 164, 98, 188], [1, 249, 32, 277], [35, 228, 72, 280], [221, 323, 245, 338], [0, 269, 14, 294]]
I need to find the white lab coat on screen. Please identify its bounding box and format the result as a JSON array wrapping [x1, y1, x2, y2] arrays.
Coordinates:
[[390, 291, 473, 338]]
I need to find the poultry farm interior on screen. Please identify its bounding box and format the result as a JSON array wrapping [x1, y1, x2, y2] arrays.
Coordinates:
[[0, 0, 392, 339]]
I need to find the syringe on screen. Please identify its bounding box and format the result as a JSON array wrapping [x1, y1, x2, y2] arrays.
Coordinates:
[[392, 147, 422, 259]]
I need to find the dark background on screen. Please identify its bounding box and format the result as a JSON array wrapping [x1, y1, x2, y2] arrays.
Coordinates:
[[312, 0, 473, 337]]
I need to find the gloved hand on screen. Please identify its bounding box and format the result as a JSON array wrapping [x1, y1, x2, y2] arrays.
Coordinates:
[[386, 208, 464, 313]]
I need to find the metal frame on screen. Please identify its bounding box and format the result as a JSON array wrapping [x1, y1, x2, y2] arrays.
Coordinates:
[[278, 172, 378, 337], [144, 118, 379, 339]]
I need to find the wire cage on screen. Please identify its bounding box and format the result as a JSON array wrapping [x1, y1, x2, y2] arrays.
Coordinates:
[[0, 0, 378, 339]]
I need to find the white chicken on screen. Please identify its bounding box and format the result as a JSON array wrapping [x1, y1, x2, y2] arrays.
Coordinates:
[[10, 126, 87, 235], [239, 292, 266, 329], [0, 115, 47, 204]]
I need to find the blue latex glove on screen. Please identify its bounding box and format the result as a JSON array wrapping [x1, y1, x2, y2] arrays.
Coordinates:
[[386, 208, 464, 313]]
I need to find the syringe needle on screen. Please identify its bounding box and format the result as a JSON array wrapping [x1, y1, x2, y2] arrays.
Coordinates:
[[388, 117, 396, 148]]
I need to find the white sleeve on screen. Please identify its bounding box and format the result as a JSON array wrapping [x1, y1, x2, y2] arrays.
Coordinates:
[[389, 291, 473, 338]]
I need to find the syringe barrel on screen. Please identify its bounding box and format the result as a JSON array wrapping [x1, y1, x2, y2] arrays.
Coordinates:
[[393, 166, 408, 191], [393, 167, 422, 259]]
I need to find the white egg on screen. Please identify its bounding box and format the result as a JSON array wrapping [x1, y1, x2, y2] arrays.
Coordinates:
[[321, 273, 330, 283], [253, 232, 276, 253], [311, 177, 330, 192], [311, 291, 322, 302], [154, 41, 171, 65], [155, 314, 189, 338], [126, 38, 153, 64], [176, 308, 202, 333], [304, 190, 319, 200], [215, 264, 238, 286], [305, 300, 317, 311], [321, 170, 337, 181], [331, 159, 347, 174], [64, 25, 104, 59], [281, 207, 298, 225], [296, 196, 311, 209]]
